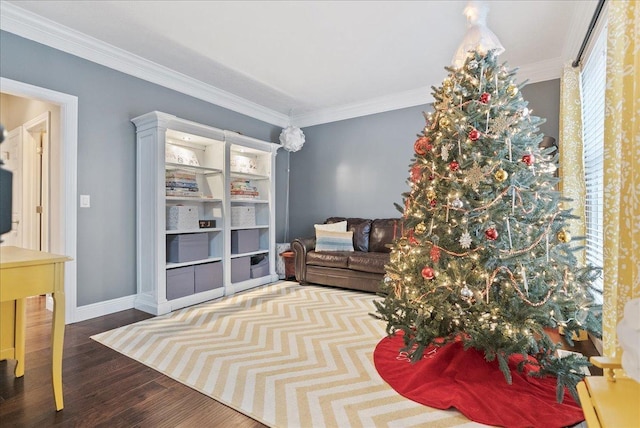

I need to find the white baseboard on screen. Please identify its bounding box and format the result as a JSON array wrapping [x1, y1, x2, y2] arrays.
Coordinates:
[[73, 294, 136, 323]]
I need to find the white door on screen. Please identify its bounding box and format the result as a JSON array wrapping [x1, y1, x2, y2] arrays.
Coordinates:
[[1, 127, 23, 246], [23, 112, 50, 251]]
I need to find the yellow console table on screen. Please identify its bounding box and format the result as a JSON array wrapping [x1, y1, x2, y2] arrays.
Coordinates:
[[0, 246, 71, 411], [577, 356, 640, 428]]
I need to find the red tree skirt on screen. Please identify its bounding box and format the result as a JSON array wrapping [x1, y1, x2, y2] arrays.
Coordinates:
[[374, 332, 584, 428]]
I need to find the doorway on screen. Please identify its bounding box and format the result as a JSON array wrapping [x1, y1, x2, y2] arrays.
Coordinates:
[[1, 109, 50, 252], [0, 77, 78, 324]]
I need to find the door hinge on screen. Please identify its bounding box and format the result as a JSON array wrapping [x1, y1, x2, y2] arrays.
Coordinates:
[[36, 206, 43, 214]]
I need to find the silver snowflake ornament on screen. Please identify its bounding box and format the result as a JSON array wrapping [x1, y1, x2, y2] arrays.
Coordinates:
[[490, 115, 515, 136], [465, 163, 485, 190], [459, 231, 472, 249]]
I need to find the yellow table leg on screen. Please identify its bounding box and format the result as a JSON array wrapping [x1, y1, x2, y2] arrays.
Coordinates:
[[14, 298, 25, 377], [51, 263, 65, 411]]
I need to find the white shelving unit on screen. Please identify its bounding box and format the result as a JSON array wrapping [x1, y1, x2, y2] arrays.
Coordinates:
[[132, 112, 279, 315]]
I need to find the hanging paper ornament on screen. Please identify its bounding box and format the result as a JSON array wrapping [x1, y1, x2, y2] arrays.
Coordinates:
[[451, 198, 464, 209], [414, 137, 431, 155], [469, 129, 480, 141], [485, 227, 498, 241], [439, 117, 451, 128], [449, 160, 460, 171], [507, 84, 519, 97], [557, 230, 572, 243], [426, 189, 437, 200], [522, 154, 535, 166], [430, 245, 441, 263], [411, 165, 423, 183], [494, 169, 509, 182], [421, 266, 435, 280], [480, 92, 491, 104], [460, 285, 474, 299], [414, 222, 427, 235]]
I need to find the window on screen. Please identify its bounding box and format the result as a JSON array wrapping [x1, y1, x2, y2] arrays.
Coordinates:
[[580, 26, 607, 303]]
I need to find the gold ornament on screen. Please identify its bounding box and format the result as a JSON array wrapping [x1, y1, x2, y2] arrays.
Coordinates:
[[426, 189, 437, 200], [507, 84, 518, 97], [443, 78, 453, 90], [557, 230, 571, 243], [414, 222, 427, 235], [494, 169, 509, 182], [439, 117, 451, 128]]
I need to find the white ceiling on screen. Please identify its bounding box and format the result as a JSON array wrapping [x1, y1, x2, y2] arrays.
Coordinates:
[[1, 1, 597, 127]]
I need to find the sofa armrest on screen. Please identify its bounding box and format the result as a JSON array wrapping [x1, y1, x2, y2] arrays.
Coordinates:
[[291, 237, 315, 283]]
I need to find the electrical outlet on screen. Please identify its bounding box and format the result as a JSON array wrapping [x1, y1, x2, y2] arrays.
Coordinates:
[[80, 194, 90, 208]]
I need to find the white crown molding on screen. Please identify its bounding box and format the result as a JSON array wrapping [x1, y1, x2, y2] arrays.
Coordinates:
[[292, 56, 562, 128], [516, 56, 563, 85], [0, 2, 289, 128], [291, 87, 435, 128]]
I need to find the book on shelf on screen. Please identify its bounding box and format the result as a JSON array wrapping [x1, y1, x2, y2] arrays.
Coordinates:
[[166, 189, 204, 198]]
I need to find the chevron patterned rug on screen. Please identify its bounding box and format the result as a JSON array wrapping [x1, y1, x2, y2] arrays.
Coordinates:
[[92, 282, 483, 428]]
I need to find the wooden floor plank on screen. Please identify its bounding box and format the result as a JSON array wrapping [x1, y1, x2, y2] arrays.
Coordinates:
[[0, 296, 267, 427]]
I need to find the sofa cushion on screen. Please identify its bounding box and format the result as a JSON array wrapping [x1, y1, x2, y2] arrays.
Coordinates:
[[315, 230, 354, 252], [307, 251, 350, 268], [326, 217, 372, 252], [369, 218, 400, 253], [347, 219, 372, 252], [347, 252, 390, 274], [315, 220, 347, 232]]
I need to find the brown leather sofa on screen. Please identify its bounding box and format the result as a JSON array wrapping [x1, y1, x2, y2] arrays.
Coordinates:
[[291, 217, 401, 293]]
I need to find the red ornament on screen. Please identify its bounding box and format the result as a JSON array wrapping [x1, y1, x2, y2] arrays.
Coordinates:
[[408, 229, 419, 245], [411, 165, 423, 183], [414, 137, 431, 155], [449, 160, 460, 172], [469, 129, 480, 141], [480, 92, 491, 104], [430, 245, 441, 263], [522, 154, 535, 166], [421, 266, 435, 280], [485, 227, 498, 241], [428, 174, 435, 181], [430, 199, 437, 208]]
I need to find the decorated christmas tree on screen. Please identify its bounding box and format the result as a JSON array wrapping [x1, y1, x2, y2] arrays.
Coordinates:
[[374, 48, 601, 401]]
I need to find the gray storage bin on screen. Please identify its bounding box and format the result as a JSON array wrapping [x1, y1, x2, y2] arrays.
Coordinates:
[[167, 233, 208, 263], [250, 258, 269, 278], [166, 266, 195, 300], [231, 229, 260, 254], [231, 256, 251, 283], [195, 262, 223, 293]]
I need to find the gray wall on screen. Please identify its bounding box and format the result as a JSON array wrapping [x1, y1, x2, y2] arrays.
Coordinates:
[[0, 29, 561, 307], [521, 79, 560, 141], [289, 78, 560, 239], [0, 31, 286, 306]]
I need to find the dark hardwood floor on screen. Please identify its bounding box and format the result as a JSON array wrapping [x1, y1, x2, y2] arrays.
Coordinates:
[[0, 297, 267, 428]]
